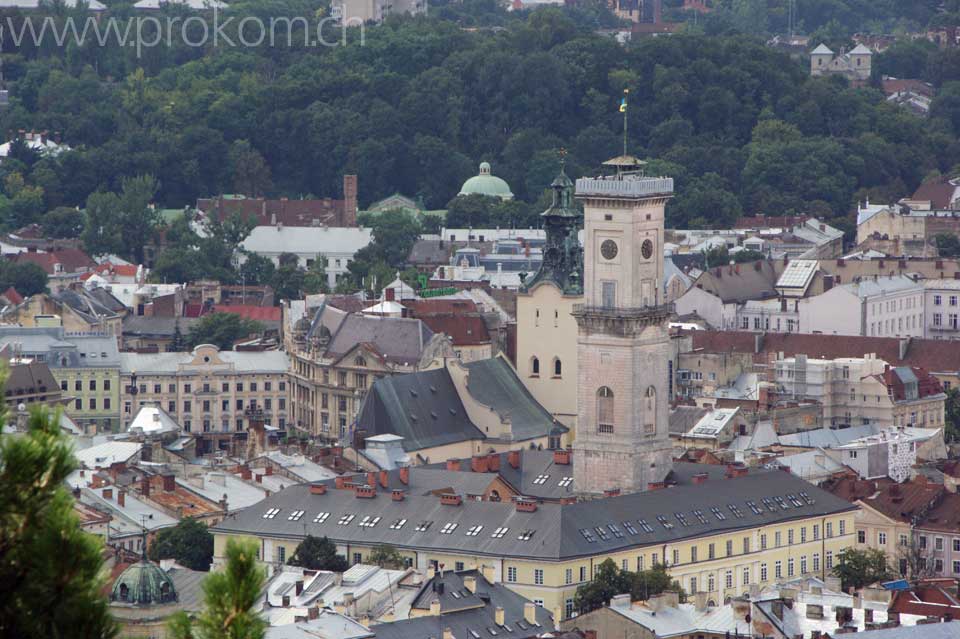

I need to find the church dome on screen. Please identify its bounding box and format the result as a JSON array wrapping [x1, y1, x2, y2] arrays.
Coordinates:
[[110, 560, 177, 606], [458, 162, 514, 200]]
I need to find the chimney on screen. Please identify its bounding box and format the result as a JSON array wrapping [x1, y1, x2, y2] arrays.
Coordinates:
[[508, 450, 520, 469], [240, 466, 252, 480], [755, 332, 764, 353], [442, 629, 454, 639], [430, 599, 441, 616], [366, 471, 377, 489], [141, 475, 151, 497], [694, 591, 708, 612], [823, 274, 834, 292], [611, 593, 631, 608], [487, 453, 500, 472], [91, 474, 102, 489], [726, 463, 748, 478], [553, 449, 571, 465], [309, 484, 327, 495], [560, 496, 577, 505], [464, 575, 476, 594], [426, 566, 436, 581], [282, 595, 290, 608], [255, 473, 263, 484], [440, 493, 462, 506], [899, 337, 910, 360], [265, 466, 274, 476], [399, 465, 409, 485], [392, 489, 405, 501], [102, 487, 113, 500], [647, 481, 666, 491], [335, 476, 347, 489], [343, 174, 358, 226], [354, 484, 376, 499], [296, 580, 304, 596], [495, 606, 505, 626], [308, 606, 319, 620], [524, 602, 536, 625], [515, 497, 537, 512], [379, 469, 389, 489], [118, 489, 126, 507], [471, 454, 489, 473], [692, 472, 709, 484], [446, 459, 461, 472], [163, 473, 176, 492]]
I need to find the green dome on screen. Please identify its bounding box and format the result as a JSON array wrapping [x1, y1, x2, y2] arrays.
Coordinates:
[[459, 162, 514, 200], [110, 560, 177, 606]]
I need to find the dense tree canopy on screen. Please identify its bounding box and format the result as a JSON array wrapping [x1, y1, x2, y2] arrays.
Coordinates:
[[833, 547, 894, 591], [287, 535, 349, 572], [574, 559, 683, 614], [0, 2, 958, 249], [187, 312, 265, 350], [148, 518, 215, 572]]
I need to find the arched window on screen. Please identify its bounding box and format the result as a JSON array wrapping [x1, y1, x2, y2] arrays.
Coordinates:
[[119, 583, 129, 601], [597, 387, 614, 433], [354, 356, 367, 367], [644, 386, 656, 434], [553, 358, 562, 377], [531, 357, 540, 376]]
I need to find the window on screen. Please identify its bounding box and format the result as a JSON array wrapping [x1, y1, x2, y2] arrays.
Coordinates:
[[352, 552, 361, 565], [534, 569, 544, 585], [601, 281, 616, 308], [565, 568, 572, 585], [801, 527, 807, 543], [553, 358, 562, 377], [278, 546, 286, 564], [708, 543, 715, 559], [726, 540, 733, 557], [858, 530, 866, 544], [775, 531, 782, 548], [725, 571, 733, 589], [597, 387, 614, 433], [580, 566, 587, 582], [801, 555, 808, 574], [184, 384, 191, 393], [491, 527, 508, 538], [936, 537, 944, 551], [75, 380, 81, 391], [788, 529, 794, 545], [104, 398, 111, 410], [760, 563, 767, 581], [691, 546, 697, 563], [565, 598, 574, 619], [760, 534, 767, 550], [89, 398, 96, 410], [530, 357, 540, 376], [389, 518, 406, 529], [813, 524, 820, 540], [813, 553, 820, 572], [742, 567, 750, 585], [879, 532, 887, 545], [466, 525, 483, 536], [826, 522, 833, 538], [89, 379, 96, 391], [787, 557, 795, 577], [104, 379, 111, 391], [937, 295, 944, 305], [743, 537, 750, 554], [826, 551, 834, 569], [690, 576, 697, 593], [439, 522, 458, 534], [839, 520, 846, 536], [775, 560, 782, 579], [672, 549, 679, 565], [507, 567, 517, 583]]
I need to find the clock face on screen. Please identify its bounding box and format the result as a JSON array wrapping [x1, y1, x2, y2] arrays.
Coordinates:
[[641, 239, 654, 260], [600, 239, 618, 260]]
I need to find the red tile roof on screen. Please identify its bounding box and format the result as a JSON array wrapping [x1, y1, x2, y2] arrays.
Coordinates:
[[882, 78, 934, 97], [11, 248, 96, 275], [197, 193, 356, 228], [911, 179, 959, 209], [916, 492, 960, 533], [688, 331, 960, 375], [403, 299, 480, 315], [857, 478, 945, 524], [212, 304, 281, 322], [416, 313, 490, 346], [889, 583, 960, 619], [2, 287, 22, 305]]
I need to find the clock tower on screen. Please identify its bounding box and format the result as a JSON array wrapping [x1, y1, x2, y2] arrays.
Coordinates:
[[572, 156, 675, 496]]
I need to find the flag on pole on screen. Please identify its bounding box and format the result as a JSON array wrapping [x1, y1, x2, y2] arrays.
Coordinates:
[[619, 88, 629, 113]]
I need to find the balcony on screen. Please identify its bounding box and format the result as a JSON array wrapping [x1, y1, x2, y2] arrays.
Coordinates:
[[572, 303, 674, 335], [575, 176, 673, 199]]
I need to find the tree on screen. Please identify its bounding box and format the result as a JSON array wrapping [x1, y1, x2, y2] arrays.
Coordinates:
[[41, 206, 84, 238], [81, 190, 122, 257], [303, 257, 329, 295], [170, 319, 187, 352], [368, 212, 423, 268], [287, 535, 349, 572], [0, 406, 118, 639], [0, 261, 48, 296], [117, 175, 160, 264], [187, 312, 265, 350], [168, 537, 266, 639], [239, 253, 276, 287], [897, 533, 937, 580], [630, 564, 685, 603], [574, 558, 632, 614], [833, 547, 894, 591], [271, 263, 306, 301], [935, 233, 960, 257], [945, 387, 960, 443], [368, 544, 405, 570], [228, 140, 273, 197], [148, 518, 215, 571]]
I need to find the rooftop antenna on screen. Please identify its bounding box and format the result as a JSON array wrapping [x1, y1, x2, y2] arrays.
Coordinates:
[[139, 514, 149, 561]]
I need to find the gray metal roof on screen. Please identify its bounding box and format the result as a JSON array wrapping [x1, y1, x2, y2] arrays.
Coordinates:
[[122, 315, 202, 337], [854, 621, 960, 639], [119, 349, 289, 374], [0, 326, 120, 368], [357, 368, 484, 453], [212, 469, 856, 562], [463, 357, 566, 442], [326, 314, 433, 366]]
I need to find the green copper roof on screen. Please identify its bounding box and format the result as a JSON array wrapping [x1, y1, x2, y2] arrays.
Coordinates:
[[458, 162, 514, 200], [522, 166, 582, 295], [110, 560, 178, 606]]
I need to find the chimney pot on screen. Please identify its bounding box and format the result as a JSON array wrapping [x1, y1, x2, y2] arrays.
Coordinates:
[[163, 473, 176, 492], [379, 469, 389, 489], [392, 488, 405, 501], [399, 465, 409, 485], [118, 489, 126, 507], [446, 458, 461, 472], [523, 602, 536, 625]]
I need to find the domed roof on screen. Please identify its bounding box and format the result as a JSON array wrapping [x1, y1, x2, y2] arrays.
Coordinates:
[[110, 560, 177, 606], [459, 162, 514, 200]]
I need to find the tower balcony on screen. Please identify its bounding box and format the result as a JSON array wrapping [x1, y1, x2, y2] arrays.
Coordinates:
[[572, 303, 674, 335], [575, 176, 674, 199]]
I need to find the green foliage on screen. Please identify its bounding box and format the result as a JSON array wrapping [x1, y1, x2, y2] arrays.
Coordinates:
[[945, 387, 960, 443], [148, 518, 215, 572], [0, 260, 48, 296], [574, 559, 684, 614], [0, 407, 117, 639], [168, 537, 267, 639], [368, 544, 406, 569], [287, 535, 349, 572], [41, 205, 83, 238], [187, 312, 265, 350], [935, 232, 960, 257], [833, 547, 894, 591]]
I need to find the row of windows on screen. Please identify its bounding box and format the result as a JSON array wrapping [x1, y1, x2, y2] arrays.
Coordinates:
[[529, 357, 562, 378], [61, 378, 112, 392], [125, 397, 286, 414], [932, 295, 959, 307], [132, 380, 286, 394], [75, 397, 111, 411]]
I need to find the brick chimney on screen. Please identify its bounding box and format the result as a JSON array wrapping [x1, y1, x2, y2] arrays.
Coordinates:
[[603, 488, 621, 498], [163, 473, 176, 492], [440, 493, 462, 506], [399, 465, 409, 485], [366, 471, 377, 488], [255, 473, 263, 483], [335, 476, 347, 489], [118, 489, 126, 507], [495, 606, 505, 626], [647, 481, 666, 491], [487, 453, 500, 472], [379, 470, 389, 489], [141, 475, 151, 497], [355, 484, 376, 499], [553, 449, 571, 465], [265, 466, 273, 476], [464, 575, 477, 593], [446, 459, 461, 472], [515, 497, 537, 512], [471, 455, 489, 473], [102, 487, 113, 500], [295, 581, 304, 596], [392, 489, 405, 501], [508, 450, 520, 469], [726, 463, 749, 478], [692, 472, 709, 484], [240, 466, 252, 480], [342, 175, 358, 227], [309, 484, 327, 495]]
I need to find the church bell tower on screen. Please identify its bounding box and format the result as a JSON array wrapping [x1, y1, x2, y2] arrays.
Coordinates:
[[572, 156, 674, 496]]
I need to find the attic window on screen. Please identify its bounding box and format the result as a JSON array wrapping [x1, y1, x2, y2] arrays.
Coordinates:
[[415, 521, 433, 531], [389, 518, 407, 530], [439, 522, 458, 534], [517, 530, 535, 541], [491, 527, 508, 538], [337, 514, 355, 525], [533, 474, 549, 485]]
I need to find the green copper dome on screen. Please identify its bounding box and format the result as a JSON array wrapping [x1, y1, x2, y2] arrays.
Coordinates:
[[458, 162, 514, 200], [110, 560, 177, 606]]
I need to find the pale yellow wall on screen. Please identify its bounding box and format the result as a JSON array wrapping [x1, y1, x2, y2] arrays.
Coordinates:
[[516, 283, 580, 431], [214, 511, 857, 619]]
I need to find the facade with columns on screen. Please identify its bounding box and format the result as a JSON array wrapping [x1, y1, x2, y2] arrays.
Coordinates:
[[573, 157, 675, 496]]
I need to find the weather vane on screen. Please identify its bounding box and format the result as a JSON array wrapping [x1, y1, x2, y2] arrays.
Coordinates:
[[558, 147, 567, 171]]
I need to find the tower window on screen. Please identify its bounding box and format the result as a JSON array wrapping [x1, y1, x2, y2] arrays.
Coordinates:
[[530, 357, 540, 376], [597, 387, 614, 434], [644, 386, 656, 434], [553, 358, 562, 377]]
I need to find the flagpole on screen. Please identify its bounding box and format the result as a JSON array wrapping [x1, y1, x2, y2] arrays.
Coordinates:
[[623, 88, 629, 157]]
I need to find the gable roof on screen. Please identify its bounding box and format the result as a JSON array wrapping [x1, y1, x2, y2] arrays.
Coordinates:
[[212, 304, 281, 323], [357, 367, 484, 453], [12, 247, 95, 274], [911, 179, 960, 209], [326, 315, 433, 366], [690, 260, 779, 303]]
